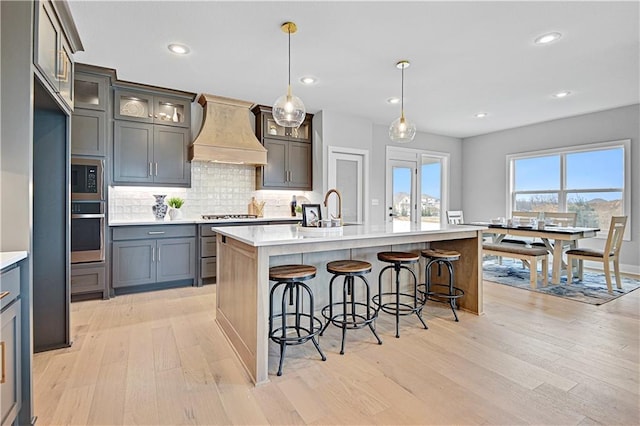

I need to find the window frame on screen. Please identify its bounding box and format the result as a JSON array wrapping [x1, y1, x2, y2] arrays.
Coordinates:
[[506, 139, 630, 240]]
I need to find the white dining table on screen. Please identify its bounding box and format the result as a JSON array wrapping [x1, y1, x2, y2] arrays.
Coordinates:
[[475, 223, 600, 284]]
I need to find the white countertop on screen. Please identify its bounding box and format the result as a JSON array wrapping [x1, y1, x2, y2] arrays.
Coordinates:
[[109, 217, 301, 226], [1, 251, 28, 270], [213, 222, 486, 247]]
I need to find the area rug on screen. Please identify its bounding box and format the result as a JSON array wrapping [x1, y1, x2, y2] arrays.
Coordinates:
[[483, 259, 640, 305]]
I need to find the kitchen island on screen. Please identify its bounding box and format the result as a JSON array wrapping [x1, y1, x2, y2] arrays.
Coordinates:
[[213, 222, 485, 385]]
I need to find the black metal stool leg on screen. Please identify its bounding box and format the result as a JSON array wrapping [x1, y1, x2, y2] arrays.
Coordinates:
[[277, 342, 287, 376], [361, 275, 382, 345], [445, 261, 459, 322]]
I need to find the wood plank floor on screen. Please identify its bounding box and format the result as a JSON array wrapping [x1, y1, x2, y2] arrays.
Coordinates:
[[33, 281, 639, 425]]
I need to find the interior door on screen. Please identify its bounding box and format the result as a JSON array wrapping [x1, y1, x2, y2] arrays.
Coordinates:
[[328, 149, 366, 224], [387, 159, 417, 223]]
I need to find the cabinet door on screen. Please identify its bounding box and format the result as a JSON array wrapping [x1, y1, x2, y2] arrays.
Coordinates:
[[72, 109, 107, 156], [114, 90, 153, 123], [112, 240, 156, 287], [70, 263, 106, 297], [156, 238, 195, 282], [288, 141, 312, 189], [58, 36, 74, 108], [154, 97, 190, 128], [153, 125, 190, 185], [74, 74, 109, 111], [262, 139, 288, 188], [113, 121, 154, 184], [0, 301, 21, 426], [34, 0, 59, 92]]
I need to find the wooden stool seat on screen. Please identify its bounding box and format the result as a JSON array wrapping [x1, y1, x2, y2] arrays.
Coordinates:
[[421, 248, 460, 262], [326, 260, 372, 275], [377, 251, 419, 264], [269, 264, 317, 281]]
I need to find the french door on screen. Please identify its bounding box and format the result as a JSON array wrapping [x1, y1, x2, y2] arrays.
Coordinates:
[[387, 159, 418, 223]]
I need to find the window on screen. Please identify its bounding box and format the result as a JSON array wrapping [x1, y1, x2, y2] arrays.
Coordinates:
[[508, 140, 629, 239]]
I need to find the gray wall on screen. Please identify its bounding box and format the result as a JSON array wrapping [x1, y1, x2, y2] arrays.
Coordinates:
[[314, 110, 462, 224], [462, 104, 639, 273]]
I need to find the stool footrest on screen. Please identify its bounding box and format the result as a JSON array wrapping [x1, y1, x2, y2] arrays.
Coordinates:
[[269, 313, 323, 345], [372, 292, 424, 316], [321, 302, 378, 330], [417, 283, 465, 301]]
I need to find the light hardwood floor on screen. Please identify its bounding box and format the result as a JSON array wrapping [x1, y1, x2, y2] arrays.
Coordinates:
[[34, 281, 639, 425]]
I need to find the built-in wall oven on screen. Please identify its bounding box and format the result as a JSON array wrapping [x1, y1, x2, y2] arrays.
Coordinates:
[[71, 157, 105, 263], [71, 201, 105, 263]]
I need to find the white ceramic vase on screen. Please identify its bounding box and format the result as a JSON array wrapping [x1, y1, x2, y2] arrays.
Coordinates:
[[168, 208, 182, 221]]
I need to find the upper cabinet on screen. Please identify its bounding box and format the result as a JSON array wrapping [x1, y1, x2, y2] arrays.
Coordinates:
[[112, 82, 195, 187], [252, 105, 313, 190], [115, 90, 191, 128], [71, 64, 115, 156], [33, 0, 84, 112]]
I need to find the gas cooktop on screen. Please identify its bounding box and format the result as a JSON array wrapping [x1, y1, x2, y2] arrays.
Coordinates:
[[201, 214, 258, 220]]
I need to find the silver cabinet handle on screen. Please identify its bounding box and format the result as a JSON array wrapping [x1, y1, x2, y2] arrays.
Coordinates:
[[148, 231, 165, 235], [155, 162, 158, 176], [1, 341, 5, 384], [152, 247, 155, 262], [157, 247, 160, 262], [71, 214, 105, 219], [149, 162, 152, 176]]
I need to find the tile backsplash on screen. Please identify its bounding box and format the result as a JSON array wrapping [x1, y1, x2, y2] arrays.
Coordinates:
[[109, 161, 314, 221]]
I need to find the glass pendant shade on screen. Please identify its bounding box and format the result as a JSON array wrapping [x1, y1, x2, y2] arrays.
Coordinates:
[[273, 86, 306, 128], [389, 115, 416, 143], [389, 59, 416, 143], [273, 21, 306, 128]]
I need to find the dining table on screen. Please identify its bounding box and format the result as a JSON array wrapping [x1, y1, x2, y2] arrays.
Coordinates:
[[472, 222, 600, 284]]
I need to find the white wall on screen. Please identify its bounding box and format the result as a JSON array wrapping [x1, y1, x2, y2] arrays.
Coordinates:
[[462, 104, 640, 273]]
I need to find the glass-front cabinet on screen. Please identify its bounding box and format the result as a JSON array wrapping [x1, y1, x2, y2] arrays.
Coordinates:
[[264, 116, 311, 140], [114, 90, 190, 128]]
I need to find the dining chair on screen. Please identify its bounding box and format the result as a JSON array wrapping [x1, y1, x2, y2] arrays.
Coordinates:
[[565, 216, 627, 293], [446, 210, 464, 225], [532, 211, 578, 250]]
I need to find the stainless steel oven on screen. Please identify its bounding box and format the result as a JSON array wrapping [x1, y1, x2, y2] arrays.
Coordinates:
[[71, 201, 105, 263], [71, 158, 103, 201]]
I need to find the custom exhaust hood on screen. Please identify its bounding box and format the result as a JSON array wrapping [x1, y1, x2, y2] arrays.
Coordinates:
[[188, 94, 267, 165]]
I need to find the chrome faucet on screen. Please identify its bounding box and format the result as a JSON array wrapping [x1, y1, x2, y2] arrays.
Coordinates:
[[323, 188, 343, 225]]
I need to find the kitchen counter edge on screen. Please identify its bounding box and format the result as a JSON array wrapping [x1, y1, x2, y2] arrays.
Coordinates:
[[109, 217, 301, 226], [1, 251, 28, 270]]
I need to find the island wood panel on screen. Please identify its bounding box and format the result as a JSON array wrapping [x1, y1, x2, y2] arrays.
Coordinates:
[[430, 235, 483, 315], [215, 235, 259, 381]]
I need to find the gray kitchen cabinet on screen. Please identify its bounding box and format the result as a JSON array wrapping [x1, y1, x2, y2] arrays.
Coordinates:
[[113, 122, 190, 186], [33, 0, 80, 111], [0, 266, 22, 426], [72, 109, 107, 156], [111, 225, 196, 290], [114, 89, 191, 128], [71, 64, 114, 156], [71, 263, 107, 299], [252, 105, 313, 190]]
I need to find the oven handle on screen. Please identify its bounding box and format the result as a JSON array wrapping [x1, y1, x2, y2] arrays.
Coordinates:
[[71, 214, 105, 219]]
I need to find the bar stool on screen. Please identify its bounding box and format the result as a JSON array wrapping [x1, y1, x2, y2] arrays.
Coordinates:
[[320, 260, 382, 354], [269, 264, 326, 376], [372, 251, 428, 338], [420, 248, 465, 322]]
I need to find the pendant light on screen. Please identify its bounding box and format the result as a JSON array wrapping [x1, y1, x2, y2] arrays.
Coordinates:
[[389, 60, 416, 143], [272, 21, 306, 128]]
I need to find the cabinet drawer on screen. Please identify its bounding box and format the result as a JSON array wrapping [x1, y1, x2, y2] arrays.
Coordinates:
[[0, 300, 21, 426], [200, 236, 217, 257], [200, 258, 217, 279], [0, 267, 20, 310], [112, 225, 195, 241], [71, 264, 105, 294], [199, 224, 217, 237]]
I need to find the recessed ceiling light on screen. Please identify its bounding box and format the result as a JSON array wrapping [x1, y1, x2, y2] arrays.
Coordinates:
[[300, 76, 317, 85], [474, 112, 488, 118], [386, 97, 400, 105], [168, 43, 190, 55], [534, 32, 562, 45], [553, 91, 571, 98]]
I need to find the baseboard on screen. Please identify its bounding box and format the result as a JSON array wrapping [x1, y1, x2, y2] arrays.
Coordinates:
[[582, 261, 640, 278]]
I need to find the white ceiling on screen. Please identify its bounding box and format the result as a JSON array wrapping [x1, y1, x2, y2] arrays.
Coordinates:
[[68, 1, 639, 139]]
